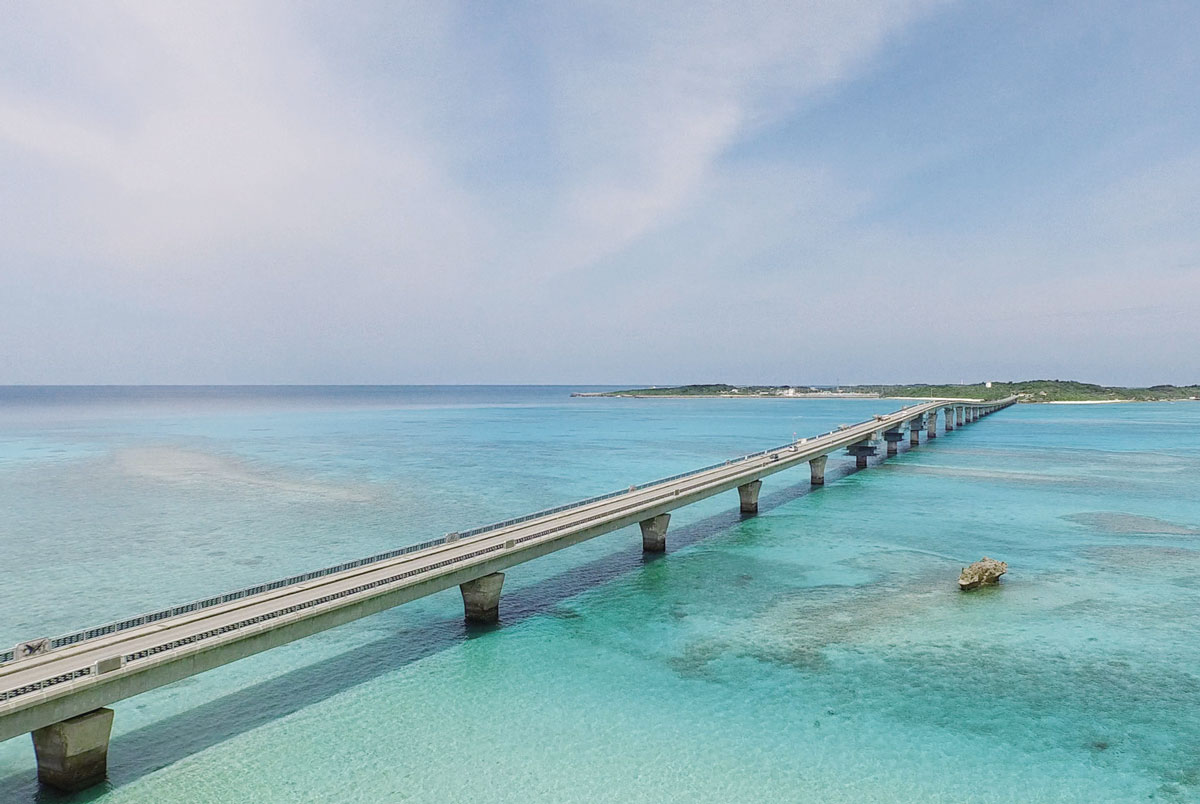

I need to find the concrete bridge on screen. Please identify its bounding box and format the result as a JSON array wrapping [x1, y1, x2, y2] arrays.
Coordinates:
[[0, 396, 1016, 791]]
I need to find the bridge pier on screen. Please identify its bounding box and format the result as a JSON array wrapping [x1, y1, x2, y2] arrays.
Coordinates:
[[944, 407, 954, 431], [909, 416, 925, 446], [846, 442, 876, 469], [809, 455, 827, 485], [640, 513, 671, 552], [738, 480, 762, 514], [31, 708, 113, 793], [883, 429, 904, 456], [927, 410, 937, 438], [460, 573, 505, 623], [957, 407, 965, 427]]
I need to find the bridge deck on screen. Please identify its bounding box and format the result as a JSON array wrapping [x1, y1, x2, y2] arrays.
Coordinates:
[[0, 397, 1015, 741]]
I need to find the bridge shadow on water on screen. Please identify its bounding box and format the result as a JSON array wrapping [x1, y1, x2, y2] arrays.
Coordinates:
[[1, 460, 872, 802]]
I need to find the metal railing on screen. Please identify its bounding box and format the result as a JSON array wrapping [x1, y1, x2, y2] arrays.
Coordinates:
[[0, 398, 1017, 704], [2, 398, 984, 677], [8, 428, 870, 668], [1, 432, 833, 703]]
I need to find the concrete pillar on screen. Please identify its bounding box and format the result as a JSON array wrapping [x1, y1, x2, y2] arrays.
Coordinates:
[[883, 429, 904, 455], [460, 572, 505, 623], [846, 443, 876, 469], [809, 455, 827, 485], [957, 407, 965, 427], [944, 407, 954, 431], [909, 416, 924, 446], [738, 480, 762, 514], [639, 513, 670, 552], [32, 708, 114, 793], [927, 409, 937, 438]]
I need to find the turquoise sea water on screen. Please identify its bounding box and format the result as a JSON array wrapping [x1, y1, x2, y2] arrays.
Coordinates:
[[1, 387, 1199, 803]]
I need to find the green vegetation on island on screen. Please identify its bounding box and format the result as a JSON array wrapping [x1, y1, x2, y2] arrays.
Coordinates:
[[577, 380, 1200, 403]]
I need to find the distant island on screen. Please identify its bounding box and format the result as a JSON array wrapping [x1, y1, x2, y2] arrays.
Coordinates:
[[574, 380, 1200, 403]]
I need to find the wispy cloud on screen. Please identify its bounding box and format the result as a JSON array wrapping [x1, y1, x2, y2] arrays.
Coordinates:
[[1, 1, 1196, 384]]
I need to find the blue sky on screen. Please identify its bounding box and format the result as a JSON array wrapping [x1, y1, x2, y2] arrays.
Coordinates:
[[1, 1, 1197, 385]]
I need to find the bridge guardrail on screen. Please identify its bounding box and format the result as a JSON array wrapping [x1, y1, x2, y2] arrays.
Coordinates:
[[0, 398, 1011, 702], [1, 419, 880, 668], [3, 400, 981, 671], [1, 426, 866, 702]]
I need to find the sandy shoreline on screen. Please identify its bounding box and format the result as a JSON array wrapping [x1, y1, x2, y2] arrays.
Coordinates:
[[574, 393, 1195, 404], [572, 392, 882, 399]]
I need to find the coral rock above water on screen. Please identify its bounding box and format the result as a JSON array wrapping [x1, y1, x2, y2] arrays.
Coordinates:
[[958, 557, 1008, 590]]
